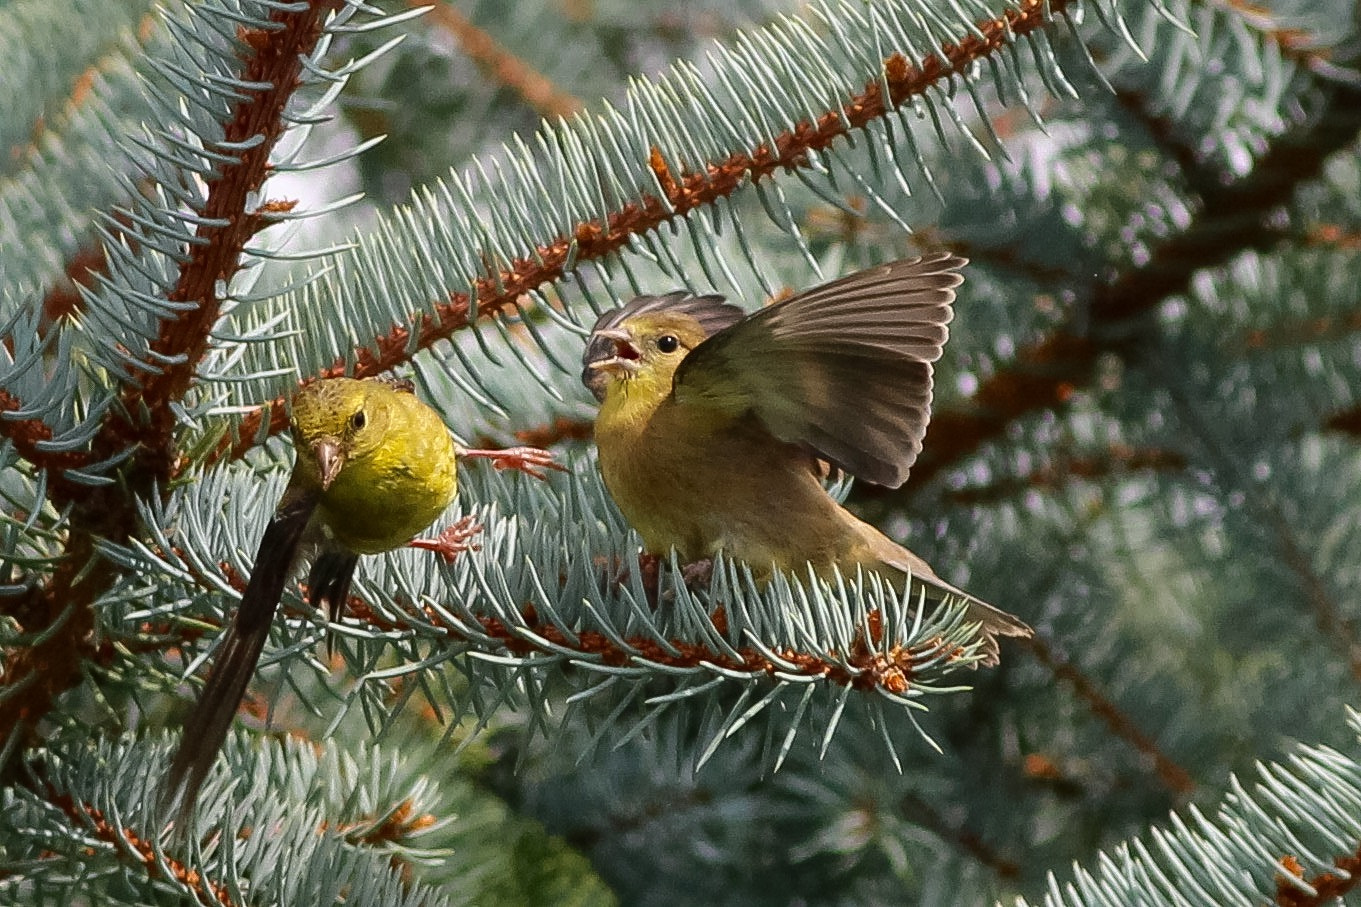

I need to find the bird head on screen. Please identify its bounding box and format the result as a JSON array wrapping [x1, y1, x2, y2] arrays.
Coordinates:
[[290, 378, 395, 491], [582, 292, 743, 402]]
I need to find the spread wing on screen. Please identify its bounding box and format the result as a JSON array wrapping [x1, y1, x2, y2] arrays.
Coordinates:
[[672, 252, 966, 488]]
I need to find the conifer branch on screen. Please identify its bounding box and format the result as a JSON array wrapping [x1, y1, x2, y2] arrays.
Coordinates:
[[42, 784, 234, 906], [1209, 0, 1349, 77], [1238, 303, 1361, 351], [1326, 405, 1361, 437], [0, 390, 96, 496], [1022, 634, 1197, 797], [0, 0, 353, 761], [898, 791, 1021, 880], [892, 63, 1361, 496], [417, 1, 584, 118], [478, 416, 594, 451], [40, 240, 108, 327], [327, 798, 438, 852], [905, 332, 1098, 489], [939, 446, 1188, 506], [1093, 78, 1361, 325], [347, 595, 964, 696], [1264, 507, 1361, 682], [1275, 849, 1361, 906], [115, 1, 346, 481], [223, 0, 1078, 460], [1305, 224, 1361, 250]]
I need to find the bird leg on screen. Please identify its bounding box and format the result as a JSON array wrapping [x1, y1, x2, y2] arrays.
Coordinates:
[[679, 558, 715, 588], [630, 553, 715, 607], [409, 514, 484, 563], [459, 445, 564, 480], [636, 552, 662, 606]]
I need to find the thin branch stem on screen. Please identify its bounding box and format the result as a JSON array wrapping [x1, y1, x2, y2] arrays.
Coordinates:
[[222, 0, 1078, 459], [418, 1, 584, 118], [1022, 634, 1197, 797]]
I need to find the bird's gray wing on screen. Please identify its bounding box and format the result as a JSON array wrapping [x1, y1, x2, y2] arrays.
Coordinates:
[[672, 252, 966, 488]]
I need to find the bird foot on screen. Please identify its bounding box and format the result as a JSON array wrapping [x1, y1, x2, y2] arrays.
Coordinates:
[[631, 554, 714, 607], [679, 558, 714, 588], [460, 445, 565, 480], [410, 515, 484, 563]]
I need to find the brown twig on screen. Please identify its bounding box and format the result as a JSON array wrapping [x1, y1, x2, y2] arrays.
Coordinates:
[[1325, 405, 1361, 437], [44, 787, 233, 906], [898, 791, 1022, 879], [1208, 0, 1342, 76], [418, 1, 584, 119], [1239, 305, 1361, 352], [906, 332, 1098, 489], [1304, 224, 1361, 251], [221, 0, 1080, 460], [1276, 851, 1361, 906], [941, 445, 1187, 506], [1022, 634, 1196, 797], [1264, 507, 1361, 681]]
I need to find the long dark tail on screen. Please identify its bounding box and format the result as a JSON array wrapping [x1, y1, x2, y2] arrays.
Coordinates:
[[160, 490, 318, 829]]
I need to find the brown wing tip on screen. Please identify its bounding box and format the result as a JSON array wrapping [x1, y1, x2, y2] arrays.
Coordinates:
[[912, 250, 968, 275]]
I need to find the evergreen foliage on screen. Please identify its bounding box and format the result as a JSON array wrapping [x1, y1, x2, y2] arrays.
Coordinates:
[[1, 0, 1359, 904]]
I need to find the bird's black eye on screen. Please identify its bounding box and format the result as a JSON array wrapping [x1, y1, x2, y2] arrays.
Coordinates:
[[349, 410, 366, 431], [656, 334, 680, 353]]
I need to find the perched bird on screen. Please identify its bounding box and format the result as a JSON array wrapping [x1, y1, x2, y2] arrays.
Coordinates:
[[581, 253, 1031, 664], [162, 376, 554, 824]]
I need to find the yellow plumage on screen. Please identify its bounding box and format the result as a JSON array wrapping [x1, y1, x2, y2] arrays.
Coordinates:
[[583, 254, 1032, 665], [162, 376, 460, 825], [292, 377, 457, 553]]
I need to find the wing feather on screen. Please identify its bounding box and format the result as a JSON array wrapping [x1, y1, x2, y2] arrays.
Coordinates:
[[673, 252, 965, 487]]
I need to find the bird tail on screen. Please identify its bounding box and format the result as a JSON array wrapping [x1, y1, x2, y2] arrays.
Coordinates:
[[160, 490, 318, 830], [855, 520, 1032, 668]]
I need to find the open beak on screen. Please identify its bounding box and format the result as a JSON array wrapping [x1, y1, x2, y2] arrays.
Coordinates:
[[312, 437, 344, 490], [582, 328, 641, 399]]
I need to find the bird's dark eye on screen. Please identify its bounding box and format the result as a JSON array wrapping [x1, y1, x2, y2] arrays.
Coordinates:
[[349, 410, 366, 431], [656, 334, 680, 353]]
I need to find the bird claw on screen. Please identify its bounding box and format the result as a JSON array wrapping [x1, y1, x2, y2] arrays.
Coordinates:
[[630, 553, 713, 607], [410, 515, 484, 563], [460, 445, 564, 480], [680, 558, 714, 587]]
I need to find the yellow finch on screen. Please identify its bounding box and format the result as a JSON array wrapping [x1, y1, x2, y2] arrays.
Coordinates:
[[162, 376, 554, 822], [581, 253, 1031, 664]]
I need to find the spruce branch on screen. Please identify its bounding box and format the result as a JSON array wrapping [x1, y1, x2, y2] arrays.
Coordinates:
[[1022, 634, 1197, 798], [940, 445, 1189, 506], [39, 783, 234, 906], [1275, 850, 1361, 906], [417, 1, 584, 119], [889, 42, 1361, 495], [1264, 506, 1361, 682], [1326, 405, 1361, 437], [220, 0, 1087, 461], [0, 0, 364, 764], [1020, 709, 1361, 907], [39, 238, 114, 328], [116, 0, 347, 482], [897, 790, 1021, 880]]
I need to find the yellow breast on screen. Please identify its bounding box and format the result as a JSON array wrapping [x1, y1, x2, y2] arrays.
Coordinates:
[[319, 392, 458, 555]]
